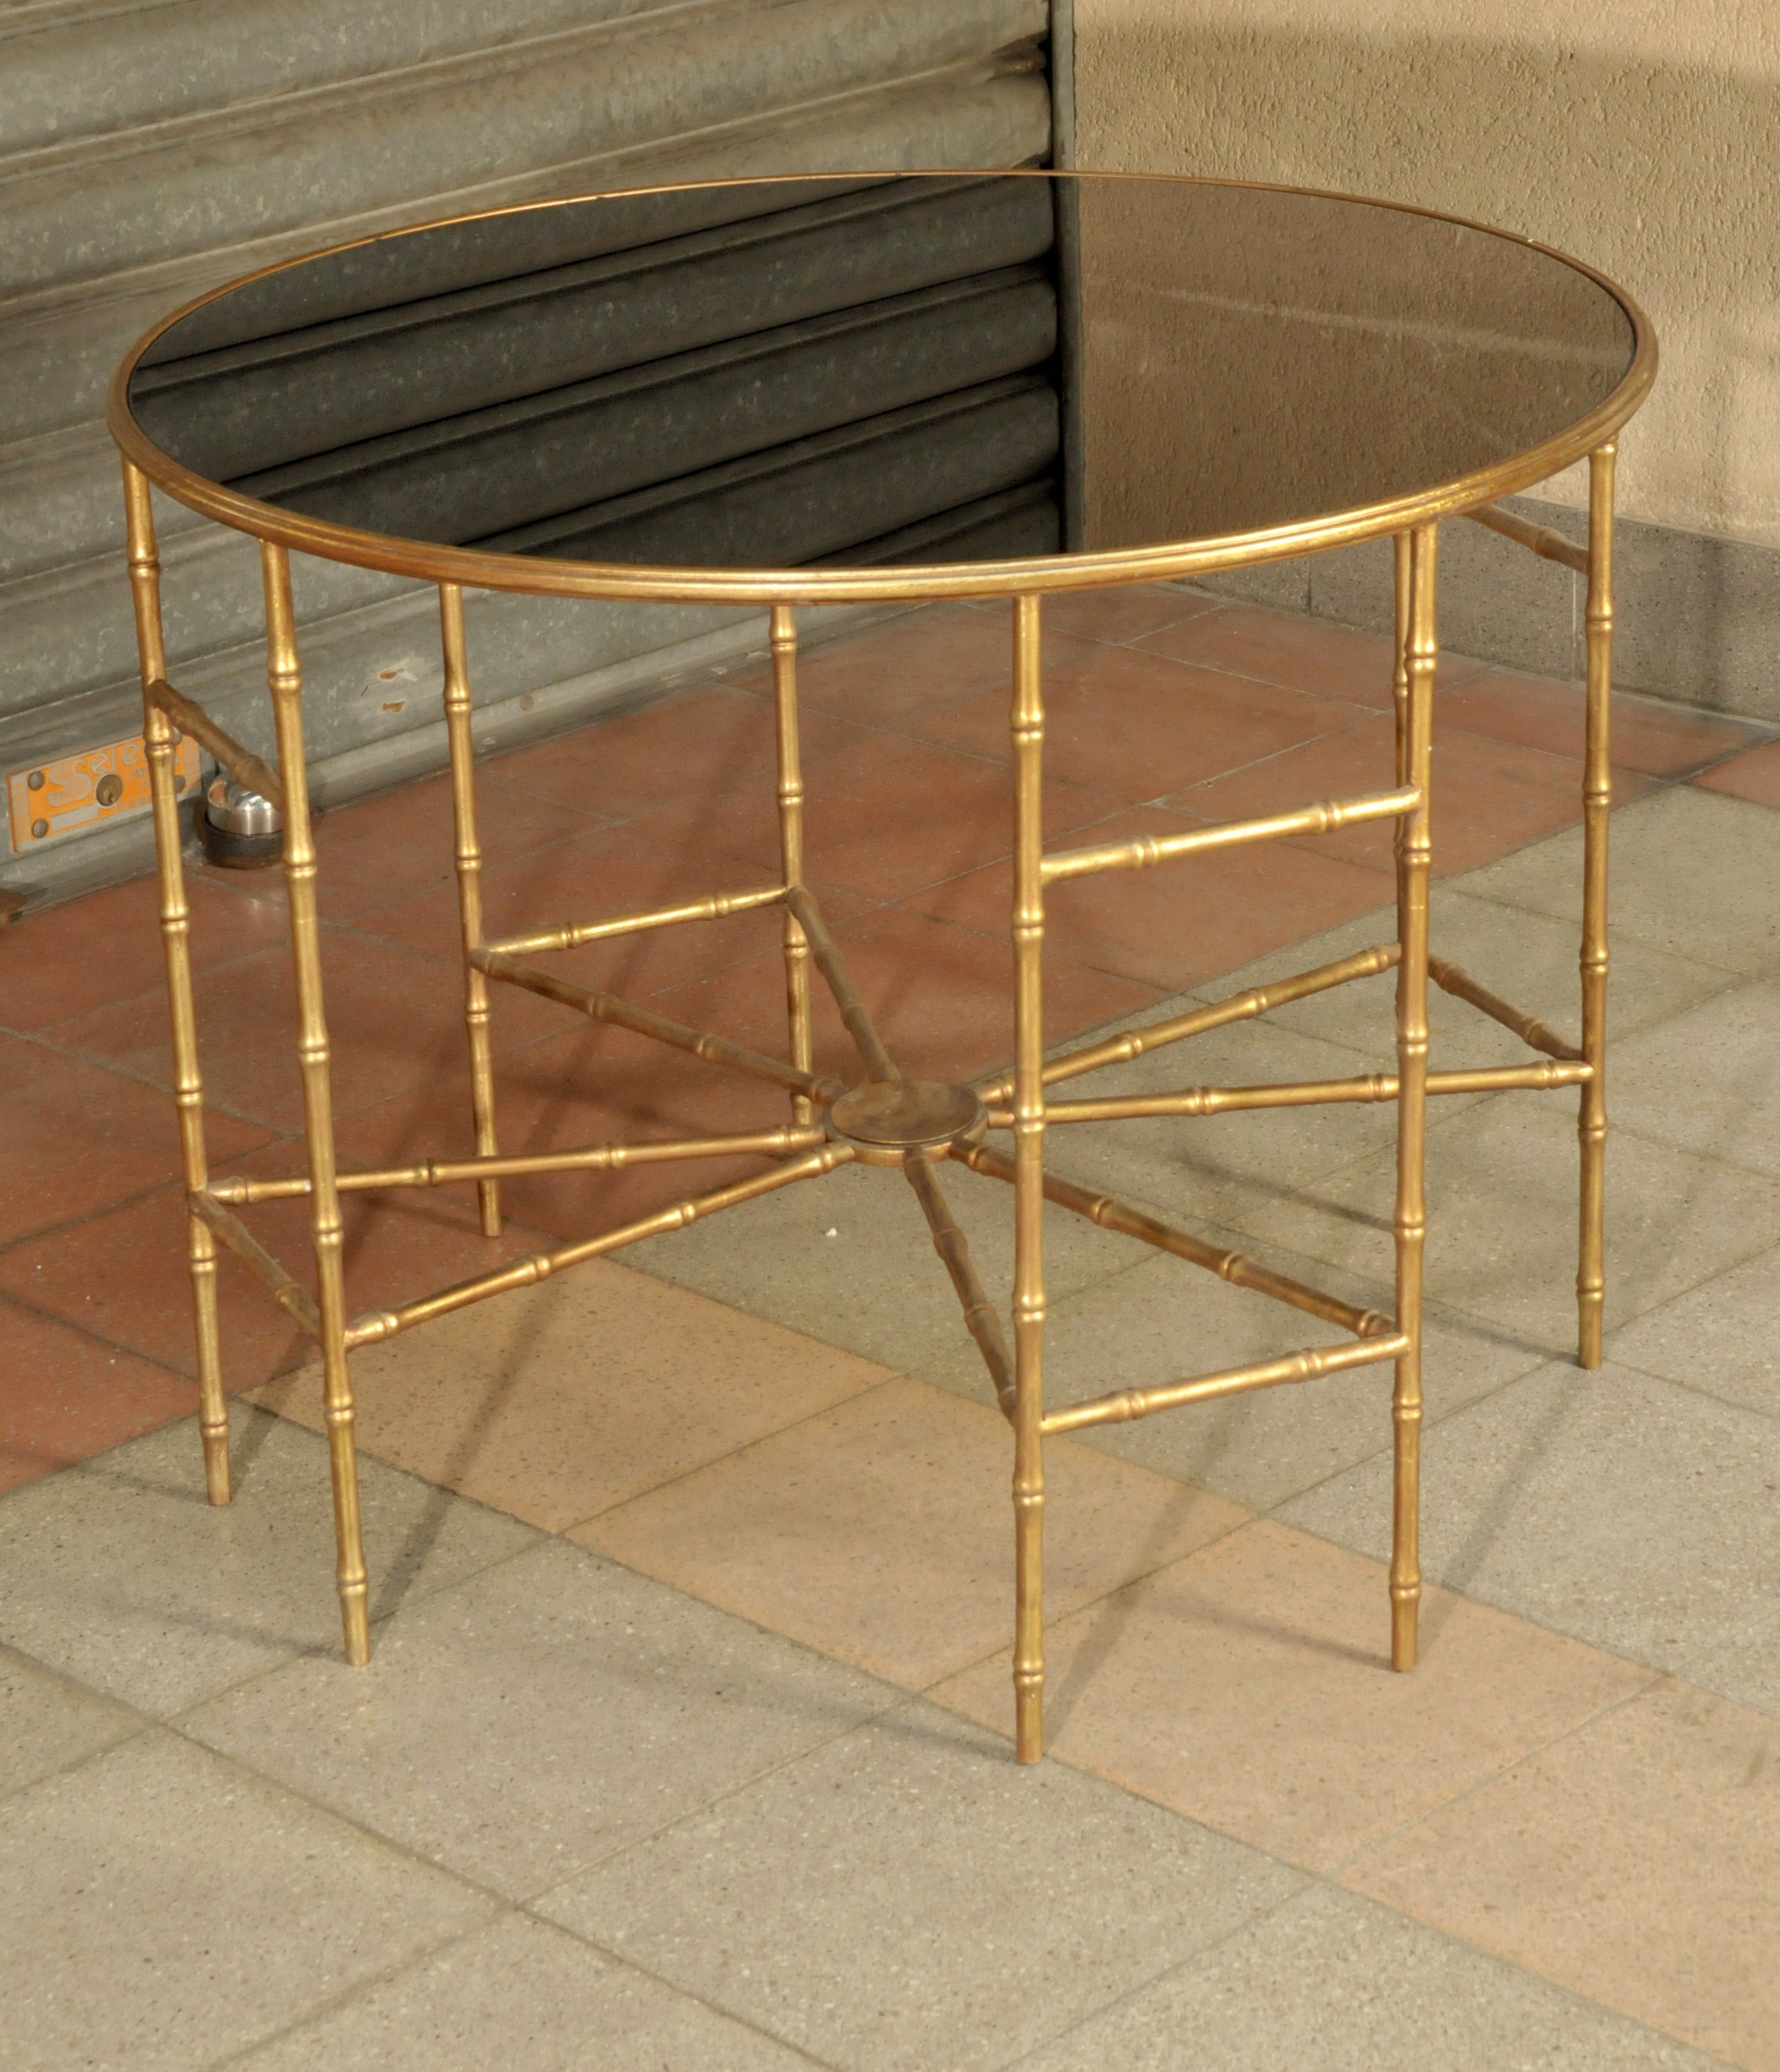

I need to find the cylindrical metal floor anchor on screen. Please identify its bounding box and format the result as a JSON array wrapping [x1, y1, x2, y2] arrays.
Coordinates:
[[198, 772, 283, 868]]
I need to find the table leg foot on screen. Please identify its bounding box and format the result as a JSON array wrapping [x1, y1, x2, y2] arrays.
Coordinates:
[[340, 1586, 371, 1668], [1391, 1585, 1420, 1673], [1015, 1670, 1044, 1765]]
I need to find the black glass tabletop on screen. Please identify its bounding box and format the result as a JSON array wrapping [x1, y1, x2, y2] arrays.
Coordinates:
[[118, 172, 1649, 584]]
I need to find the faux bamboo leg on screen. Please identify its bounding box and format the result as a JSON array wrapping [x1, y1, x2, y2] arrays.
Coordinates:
[[262, 544, 370, 1666], [124, 462, 229, 1503], [1010, 593, 1047, 1762], [1578, 444, 1616, 1368], [1393, 531, 1411, 788], [439, 584, 501, 1236], [771, 605, 815, 1125], [1391, 526, 1437, 1672]]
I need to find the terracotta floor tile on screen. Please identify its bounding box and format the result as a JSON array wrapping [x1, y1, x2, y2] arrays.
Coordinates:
[[358, 802, 863, 1000], [422, 736, 1110, 919], [908, 806, 1394, 993], [0, 872, 290, 1033], [747, 603, 1100, 727], [1136, 605, 1484, 709], [910, 645, 1369, 804], [1695, 735, 1780, 809], [253, 1261, 890, 1532], [1010, 582, 1226, 645], [1442, 669, 1767, 779], [656, 902, 1159, 1087], [189, 772, 599, 927], [0, 1161, 557, 1390], [0, 1179, 306, 1385], [476, 684, 866, 824], [575, 1376, 1248, 1689], [686, 729, 1120, 904], [1343, 1679, 1780, 2071], [0, 1297, 198, 1493], [53, 929, 561, 1132], [0, 1036, 269, 1247], [334, 1015, 803, 1242], [932, 1519, 1654, 1872], [1168, 715, 1650, 877], [346, 900, 1144, 1237]]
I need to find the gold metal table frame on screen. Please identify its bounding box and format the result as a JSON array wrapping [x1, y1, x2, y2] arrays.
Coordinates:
[[108, 172, 1655, 1764]]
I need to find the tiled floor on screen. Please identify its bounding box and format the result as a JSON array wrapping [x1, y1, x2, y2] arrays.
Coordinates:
[[3, 588, 1778, 2068]]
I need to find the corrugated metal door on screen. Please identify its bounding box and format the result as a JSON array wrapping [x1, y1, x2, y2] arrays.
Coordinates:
[[0, 0, 1059, 905]]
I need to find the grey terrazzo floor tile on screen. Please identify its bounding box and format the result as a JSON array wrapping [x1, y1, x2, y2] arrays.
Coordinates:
[[1036, 1015, 1413, 1234], [1669, 1611, 1780, 1733], [1015, 1881, 1729, 2071], [1460, 787, 1780, 976], [1610, 979, 1780, 1179], [0, 1643, 141, 1802], [539, 1703, 1304, 2072], [624, 1158, 1127, 1369], [0, 1729, 493, 2072], [185, 1536, 898, 1902], [916, 1244, 1542, 1511], [1607, 1240, 1780, 1421], [1197, 886, 1732, 1062], [0, 1408, 539, 1714], [1339, 1680, 1780, 2072], [1236, 1097, 1780, 1353], [1278, 1359, 1780, 1716], [229, 1912, 821, 2071]]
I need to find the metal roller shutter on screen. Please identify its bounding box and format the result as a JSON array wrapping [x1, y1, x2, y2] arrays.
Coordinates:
[[0, 0, 1061, 906]]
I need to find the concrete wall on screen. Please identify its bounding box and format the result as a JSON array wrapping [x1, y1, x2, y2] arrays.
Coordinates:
[[1072, 0, 1780, 549], [1063, 1, 1780, 722]]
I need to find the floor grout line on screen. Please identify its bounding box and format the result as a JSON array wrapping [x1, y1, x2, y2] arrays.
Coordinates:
[[548, 1368, 905, 1539], [0, 1710, 167, 1815], [0, 1642, 157, 1808], [1, 1018, 297, 1138], [985, 1878, 1324, 2072], [1328, 1670, 1672, 1885], [0, 1275, 207, 1383], [190, 1914, 529, 2072], [987, 1856, 1746, 2072], [505, 1918, 851, 2072], [1599, 1346, 1780, 1429], [0, 1171, 215, 1265], [201, 1893, 851, 2072]]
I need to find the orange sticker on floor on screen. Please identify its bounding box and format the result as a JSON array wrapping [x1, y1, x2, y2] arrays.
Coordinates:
[[7, 733, 200, 854]]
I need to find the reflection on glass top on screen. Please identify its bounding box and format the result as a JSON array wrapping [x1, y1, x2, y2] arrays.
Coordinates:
[[127, 173, 1637, 573]]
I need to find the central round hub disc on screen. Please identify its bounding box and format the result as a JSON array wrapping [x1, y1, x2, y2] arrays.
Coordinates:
[[826, 1079, 986, 1165]]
